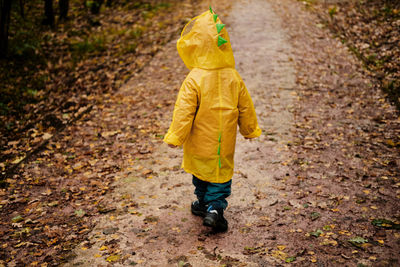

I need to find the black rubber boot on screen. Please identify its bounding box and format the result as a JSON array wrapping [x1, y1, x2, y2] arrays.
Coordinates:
[[203, 208, 228, 232], [191, 200, 207, 217]]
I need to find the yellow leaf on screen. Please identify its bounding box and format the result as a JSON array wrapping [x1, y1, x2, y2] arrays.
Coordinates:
[[11, 156, 25, 164], [94, 254, 102, 258], [370, 206, 378, 210], [311, 257, 317, 263], [363, 190, 370, 195], [15, 242, 26, 248], [102, 131, 120, 137], [377, 240, 384, 244], [320, 239, 337, 246], [339, 230, 351, 236], [386, 140, 395, 147], [42, 133, 53, 140], [171, 227, 181, 233], [271, 250, 287, 261], [100, 246, 108, 251], [106, 255, 120, 262], [277, 245, 286, 251], [361, 243, 372, 249]]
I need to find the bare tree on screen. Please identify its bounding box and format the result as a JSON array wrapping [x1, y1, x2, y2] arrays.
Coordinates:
[[90, 0, 104, 14], [59, 0, 69, 21], [0, 0, 12, 58], [43, 0, 54, 26], [19, 0, 24, 18]]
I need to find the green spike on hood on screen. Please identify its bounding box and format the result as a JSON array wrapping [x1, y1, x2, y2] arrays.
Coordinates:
[[209, 5, 213, 14], [218, 36, 228, 47], [213, 14, 218, 22], [216, 23, 225, 34]]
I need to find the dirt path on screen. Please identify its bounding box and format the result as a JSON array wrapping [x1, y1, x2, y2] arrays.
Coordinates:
[[63, 0, 400, 265], [65, 0, 298, 265]]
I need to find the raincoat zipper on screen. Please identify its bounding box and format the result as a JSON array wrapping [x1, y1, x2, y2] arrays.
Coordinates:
[[217, 70, 222, 180]]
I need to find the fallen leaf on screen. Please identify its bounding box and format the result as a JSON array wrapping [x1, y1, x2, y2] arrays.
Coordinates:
[[12, 215, 24, 223], [106, 255, 120, 262], [42, 133, 53, 140], [74, 209, 86, 217]]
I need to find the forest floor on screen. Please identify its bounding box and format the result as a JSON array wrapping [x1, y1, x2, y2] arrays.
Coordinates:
[[1, 0, 400, 266]]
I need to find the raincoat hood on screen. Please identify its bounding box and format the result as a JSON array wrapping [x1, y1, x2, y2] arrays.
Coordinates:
[[177, 9, 235, 70]]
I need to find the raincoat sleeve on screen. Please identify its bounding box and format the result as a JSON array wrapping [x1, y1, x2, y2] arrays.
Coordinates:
[[163, 74, 199, 146], [238, 80, 262, 139]]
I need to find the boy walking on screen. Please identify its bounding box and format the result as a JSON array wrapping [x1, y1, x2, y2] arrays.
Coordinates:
[[164, 7, 261, 232]]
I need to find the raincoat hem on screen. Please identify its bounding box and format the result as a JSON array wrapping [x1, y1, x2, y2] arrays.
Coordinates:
[[184, 167, 232, 184]]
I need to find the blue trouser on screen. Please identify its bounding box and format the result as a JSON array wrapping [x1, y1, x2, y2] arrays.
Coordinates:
[[192, 175, 232, 210]]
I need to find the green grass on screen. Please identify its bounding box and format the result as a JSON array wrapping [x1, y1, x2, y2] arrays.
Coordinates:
[[124, 2, 172, 11], [70, 35, 107, 62]]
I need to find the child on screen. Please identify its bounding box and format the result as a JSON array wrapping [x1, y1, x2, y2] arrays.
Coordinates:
[[164, 7, 261, 232]]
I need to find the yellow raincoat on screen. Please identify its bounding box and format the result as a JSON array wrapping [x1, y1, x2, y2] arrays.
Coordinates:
[[163, 9, 261, 183]]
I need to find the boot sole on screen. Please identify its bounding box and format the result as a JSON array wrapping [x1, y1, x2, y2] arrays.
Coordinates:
[[191, 209, 207, 217], [203, 217, 216, 227], [203, 217, 228, 232]]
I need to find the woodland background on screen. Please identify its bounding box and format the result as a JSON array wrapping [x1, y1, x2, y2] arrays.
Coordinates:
[[0, 0, 399, 265]]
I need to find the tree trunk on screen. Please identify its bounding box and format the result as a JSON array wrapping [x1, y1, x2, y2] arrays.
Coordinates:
[[0, 0, 12, 58], [90, 0, 103, 14], [43, 0, 54, 26], [19, 0, 24, 18], [59, 0, 68, 20]]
